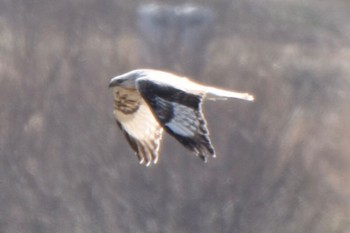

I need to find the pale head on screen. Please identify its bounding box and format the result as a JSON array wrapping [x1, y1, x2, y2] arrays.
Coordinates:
[[109, 69, 149, 89]]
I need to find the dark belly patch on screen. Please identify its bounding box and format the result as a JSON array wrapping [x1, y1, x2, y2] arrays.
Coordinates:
[[114, 90, 141, 114]]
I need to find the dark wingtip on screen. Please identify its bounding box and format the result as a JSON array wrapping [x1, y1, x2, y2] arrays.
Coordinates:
[[199, 154, 208, 162]]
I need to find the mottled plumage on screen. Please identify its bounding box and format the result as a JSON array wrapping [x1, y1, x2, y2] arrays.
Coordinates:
[[109, 69, 254, 166]]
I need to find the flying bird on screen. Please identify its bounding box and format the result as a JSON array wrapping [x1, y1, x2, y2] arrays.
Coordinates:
[[109, 69, 254, 166]]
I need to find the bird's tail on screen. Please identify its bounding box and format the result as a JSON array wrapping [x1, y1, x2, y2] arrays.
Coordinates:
[[205, 86, 255, 102]]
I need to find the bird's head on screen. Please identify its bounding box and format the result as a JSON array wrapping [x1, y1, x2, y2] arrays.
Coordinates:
[[109, 69, 148, 89]]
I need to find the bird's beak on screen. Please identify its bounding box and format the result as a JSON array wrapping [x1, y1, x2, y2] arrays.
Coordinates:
[[108, 76, 120, 88]]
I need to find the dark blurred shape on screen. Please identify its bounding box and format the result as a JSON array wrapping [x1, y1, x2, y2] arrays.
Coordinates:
[[137, 3, 215, 76]]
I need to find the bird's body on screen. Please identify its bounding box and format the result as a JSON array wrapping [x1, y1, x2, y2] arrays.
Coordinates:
[[109, 69, 254, 166]]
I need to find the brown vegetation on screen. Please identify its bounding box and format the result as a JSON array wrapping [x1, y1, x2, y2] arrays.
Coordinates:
[[1, 0, 349, 232]]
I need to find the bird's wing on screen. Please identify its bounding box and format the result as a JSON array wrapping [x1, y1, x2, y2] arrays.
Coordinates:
[[136, 78, 215, 162], [113, 87, 163, 166]]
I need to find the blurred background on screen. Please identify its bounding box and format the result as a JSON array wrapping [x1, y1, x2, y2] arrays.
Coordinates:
[[1, 0, 350, 232]]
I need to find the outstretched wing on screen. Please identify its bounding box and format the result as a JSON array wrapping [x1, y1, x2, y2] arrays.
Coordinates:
[[113, 88, 163, 166], [136, 78, 215, 162]]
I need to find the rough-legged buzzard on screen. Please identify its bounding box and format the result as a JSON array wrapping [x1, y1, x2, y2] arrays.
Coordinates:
[[109, 69, 254, 166]]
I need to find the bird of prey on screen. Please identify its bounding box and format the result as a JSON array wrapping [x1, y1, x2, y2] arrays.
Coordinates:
[[109, 69, 254, 166]]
